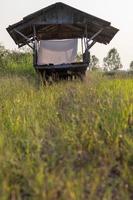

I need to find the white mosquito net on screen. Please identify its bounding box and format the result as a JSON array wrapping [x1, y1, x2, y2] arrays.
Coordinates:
[[37, 39, 78, 65]]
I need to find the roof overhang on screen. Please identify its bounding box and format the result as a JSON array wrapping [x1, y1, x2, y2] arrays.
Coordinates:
[[7, 2, 119, 47]]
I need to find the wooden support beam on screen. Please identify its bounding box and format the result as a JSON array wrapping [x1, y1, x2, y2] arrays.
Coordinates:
[[14, 29, 29, 40], [87, 41, 96, 50], [18, 38, 34, 48], [83, 28, 103, 50], [14, 29, 34, 49], [18, 42, 33, 49], [87, 28, 103, 43]]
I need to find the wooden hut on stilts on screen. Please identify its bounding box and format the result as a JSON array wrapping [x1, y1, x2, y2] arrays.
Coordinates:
[[7, 2, 118, 84]]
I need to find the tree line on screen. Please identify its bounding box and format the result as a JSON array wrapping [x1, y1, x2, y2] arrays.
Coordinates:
[[89, 48, 133, 71]]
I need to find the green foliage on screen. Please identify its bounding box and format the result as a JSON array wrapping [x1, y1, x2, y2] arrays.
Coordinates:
[[103, 48, 123, 71], [130, 61, 133, 70], [0, 44, 34, 76], [0, 43, 9, 69], [89, 55, 100, 71], [0, 70, 132, 199]]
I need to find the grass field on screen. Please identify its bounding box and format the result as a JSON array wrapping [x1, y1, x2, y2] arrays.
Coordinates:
[[0, 66, 133, 199]]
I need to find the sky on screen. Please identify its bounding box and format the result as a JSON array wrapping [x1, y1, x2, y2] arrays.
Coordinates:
[[1, 0, 133, 69]]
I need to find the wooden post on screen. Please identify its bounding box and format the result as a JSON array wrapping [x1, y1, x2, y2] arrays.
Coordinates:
[[33, 25, 38, 68], [81, 38, 84, 61], [83, 37, 87, 51], [85, 24, 88, 49]]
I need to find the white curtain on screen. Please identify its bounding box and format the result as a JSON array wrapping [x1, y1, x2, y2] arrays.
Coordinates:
[[37, 39, 78, 65]]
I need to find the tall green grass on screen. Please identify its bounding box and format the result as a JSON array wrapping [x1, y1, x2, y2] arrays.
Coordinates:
[[0, 70, 132, 199], [0, 46, 133, 199]]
